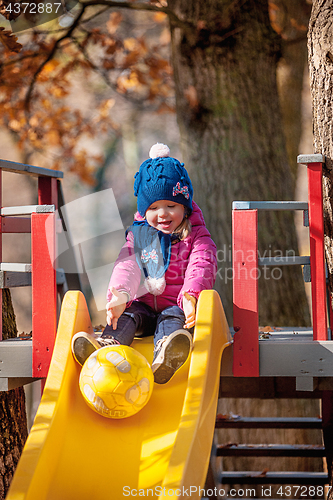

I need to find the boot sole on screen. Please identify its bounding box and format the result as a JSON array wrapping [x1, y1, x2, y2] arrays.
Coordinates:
[[152, 334, 191, 384], [73, 337, 98, 366]]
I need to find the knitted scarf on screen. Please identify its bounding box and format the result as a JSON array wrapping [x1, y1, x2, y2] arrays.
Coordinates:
[[126, 220, 179, 296]]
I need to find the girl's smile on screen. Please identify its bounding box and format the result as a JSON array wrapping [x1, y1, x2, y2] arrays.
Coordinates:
[[145, 200, 185, 234]]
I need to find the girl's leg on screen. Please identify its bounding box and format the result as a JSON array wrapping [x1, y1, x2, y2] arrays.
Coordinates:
[[153, 306, 189, 345], [102, 302, 157, 345], [72, 302, 157, 366], [152, 306, 193, 384]]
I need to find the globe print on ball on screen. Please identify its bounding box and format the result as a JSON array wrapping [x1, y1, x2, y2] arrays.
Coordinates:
[[79, 345, 154, 419]]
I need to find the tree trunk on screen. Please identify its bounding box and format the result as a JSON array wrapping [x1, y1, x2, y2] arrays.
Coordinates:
[[308, 0, 333, 491], [168, 0, 310, 326], [275, 0, 312, 179], [0, 289, 28, 499], [308, 0, 333, 304], [167, 0, 322, 486]]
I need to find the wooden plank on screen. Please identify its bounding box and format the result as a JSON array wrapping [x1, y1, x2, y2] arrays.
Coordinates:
[[307, 162, 327, 340], [216, 444, 325, 457], [219, 376, 328, 399], [0, 377, 37, 391], [215, 417, 322, 429], [31, 212, 57, 378], [232, 209, 259, 376], [2, 217, 31, 233], [1, 205, 54, 216], [259, 340, 333, 377], [259, 256, 310, 266], [0, 339, 32, 377], [0, 159, 63, 178], [220, 471, 328, 485], [298, 153, 325, 164], [0, 263, 31, 272], [0, 271, 31, 288], [233, 201, 308, 211], [38, 177, 58, 207]]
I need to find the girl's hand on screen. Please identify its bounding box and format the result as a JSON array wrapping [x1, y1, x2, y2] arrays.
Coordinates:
[[106, 287, 128, 329], [183, 292, 197, 329]]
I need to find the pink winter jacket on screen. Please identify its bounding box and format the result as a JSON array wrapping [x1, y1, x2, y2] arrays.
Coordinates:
[[107, 202, 217, 312]]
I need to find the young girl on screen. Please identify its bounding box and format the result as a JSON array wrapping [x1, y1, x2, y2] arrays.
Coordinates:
[[72, 143, 217, 384]]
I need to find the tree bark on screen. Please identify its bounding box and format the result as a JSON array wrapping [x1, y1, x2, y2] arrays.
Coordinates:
[[308, 0, 333, 492], [308, 0, 333, 303], [168, 0, 310, 326], [0, 289, 28, 499]]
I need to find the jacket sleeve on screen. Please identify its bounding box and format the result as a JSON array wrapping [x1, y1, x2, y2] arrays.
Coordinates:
[[177, 228, 217, 309], [106, 232, 142, 303]]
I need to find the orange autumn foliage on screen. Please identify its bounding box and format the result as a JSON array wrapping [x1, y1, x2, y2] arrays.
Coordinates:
[[0, 2, 174, 184]]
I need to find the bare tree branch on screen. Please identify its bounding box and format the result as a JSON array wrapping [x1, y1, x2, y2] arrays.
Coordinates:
[[78, 0, 192, 30], [24, 3, 87, 110]]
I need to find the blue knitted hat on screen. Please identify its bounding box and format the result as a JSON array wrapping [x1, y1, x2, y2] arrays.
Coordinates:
[[134, 143, 193, 217]]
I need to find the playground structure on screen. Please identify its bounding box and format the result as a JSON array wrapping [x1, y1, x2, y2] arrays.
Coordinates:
[[0, 153, 332, 498], [0, 159, 80, 391]]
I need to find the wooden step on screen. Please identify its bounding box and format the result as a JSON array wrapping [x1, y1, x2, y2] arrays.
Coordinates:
[[0, 271, 31, 288], [0, 268, 67, 288], [1, 205, 55, 216], [220, 471, 328, 485], [0, 263, 31, 272], [258, 256, 310, 266], [216, 417, 322, 429], [0, 158, 63, 178], [232, 201, 308, 211], [216, 444, 325, 458]]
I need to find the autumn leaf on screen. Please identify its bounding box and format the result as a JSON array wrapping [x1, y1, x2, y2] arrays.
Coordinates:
[[42, 60, 60, 74], [45, 129, 61, 146], [0, 27, 23, 53], [184, 85, 199, 108], [259, 326, 274, 333], [252, 468, 269, 478], [197, 20, 207, 31], [216, 413, 241, 421], [259, 326, 282, 333], [159, 27, 171, 45], [106, 11, 122, 34], [290, 18, 308, 32], [156, 102, 174, 114], [153, 12, 167, 23], [98, 99, 115, 119]]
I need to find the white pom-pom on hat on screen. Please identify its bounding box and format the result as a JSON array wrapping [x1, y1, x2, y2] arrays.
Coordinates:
[[149, 143, 170, 159]]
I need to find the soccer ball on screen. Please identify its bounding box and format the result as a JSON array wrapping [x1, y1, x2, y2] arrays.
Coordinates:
[[79, 345, 154, 419]]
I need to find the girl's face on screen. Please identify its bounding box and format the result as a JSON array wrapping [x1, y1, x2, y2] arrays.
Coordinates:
[[145, 200, 185, 234]]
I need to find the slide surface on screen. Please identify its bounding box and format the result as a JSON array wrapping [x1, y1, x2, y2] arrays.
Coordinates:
[[7, 290, 231, 500]]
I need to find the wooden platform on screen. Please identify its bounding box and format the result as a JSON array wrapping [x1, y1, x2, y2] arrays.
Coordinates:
[[220, 328, 333, 398], [0, 338, 35, 390], [1, 327, 333, 395]]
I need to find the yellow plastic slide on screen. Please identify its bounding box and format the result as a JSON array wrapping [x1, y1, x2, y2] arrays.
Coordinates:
[[7, 290, 231, 500]]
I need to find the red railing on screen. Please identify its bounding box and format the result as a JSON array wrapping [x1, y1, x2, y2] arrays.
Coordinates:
[[232, 154, 328, 377], [0, 160, 63, 379]]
